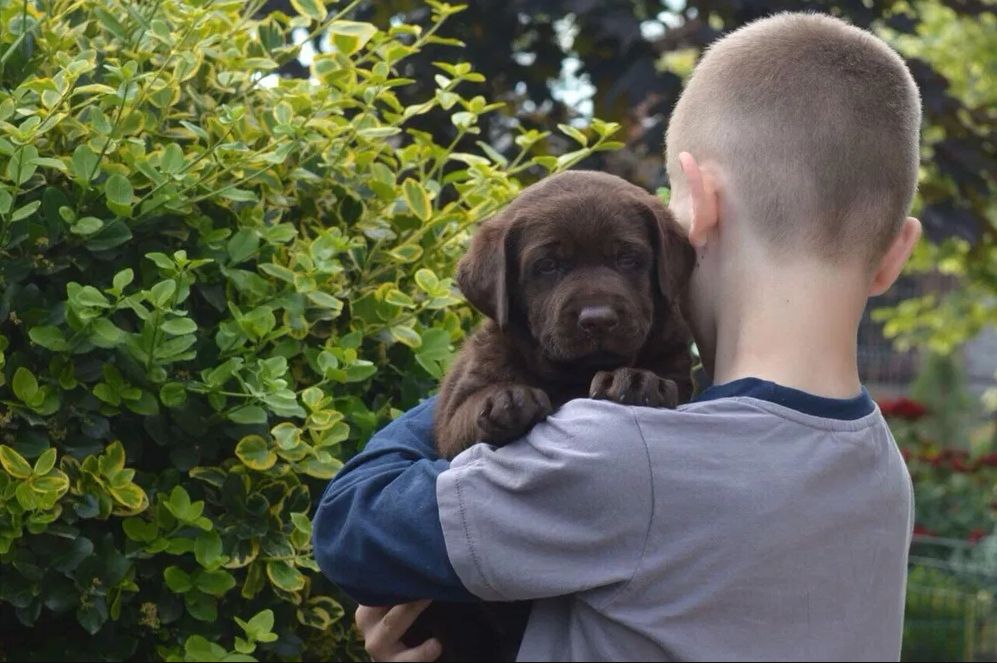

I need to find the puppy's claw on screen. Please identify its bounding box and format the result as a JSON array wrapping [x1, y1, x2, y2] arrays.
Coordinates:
[[476, 385, 553, 444], [589, 368, 678, 409]]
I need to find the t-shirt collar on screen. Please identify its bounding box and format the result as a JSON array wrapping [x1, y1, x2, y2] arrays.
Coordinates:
[[693, 377, 876, 421]]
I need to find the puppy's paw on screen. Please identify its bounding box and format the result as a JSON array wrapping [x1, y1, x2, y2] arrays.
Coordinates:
[[590, 368, 679, 408], [476, 385, 553, 444]]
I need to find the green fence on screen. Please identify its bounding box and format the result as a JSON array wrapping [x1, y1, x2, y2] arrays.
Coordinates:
[[904, 535, 997, 662]]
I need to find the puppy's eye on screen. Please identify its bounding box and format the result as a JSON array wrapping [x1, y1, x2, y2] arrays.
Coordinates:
[[617, 252, 642, 269], [535, 258, 559, 275]]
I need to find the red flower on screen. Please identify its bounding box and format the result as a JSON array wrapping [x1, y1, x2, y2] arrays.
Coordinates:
[[900, 448, 911, 462], [913, 525, 933, 537], [967, 528, 988, 544], [949, 451, 973, 473], [879, 397, 928, 420], [980, 453, 997, 467]]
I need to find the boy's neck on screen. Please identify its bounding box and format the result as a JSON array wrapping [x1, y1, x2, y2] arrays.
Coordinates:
[[709, 257, 867, 399]]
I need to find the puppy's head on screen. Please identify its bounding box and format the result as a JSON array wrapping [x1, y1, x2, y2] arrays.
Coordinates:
[[457, 170, 693, 368]]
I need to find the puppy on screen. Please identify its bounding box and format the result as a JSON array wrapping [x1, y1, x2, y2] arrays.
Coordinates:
[[437, 169, 695, 458], [406, 171, 696, 661]]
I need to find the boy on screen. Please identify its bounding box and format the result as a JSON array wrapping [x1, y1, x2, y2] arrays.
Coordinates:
[[313, 12, 922, 661]]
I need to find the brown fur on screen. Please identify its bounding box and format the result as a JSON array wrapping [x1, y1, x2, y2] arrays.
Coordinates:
[[435, 169, 695, 458]]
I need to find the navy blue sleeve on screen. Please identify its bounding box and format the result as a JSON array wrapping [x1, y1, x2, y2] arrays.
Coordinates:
[[311, 396, 477, 605]]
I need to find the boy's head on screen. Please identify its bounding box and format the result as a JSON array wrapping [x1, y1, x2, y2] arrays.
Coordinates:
[[664, 12, 923, 381], [666, 12, 921, 267]]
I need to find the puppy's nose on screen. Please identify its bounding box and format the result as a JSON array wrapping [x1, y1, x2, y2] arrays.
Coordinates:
[[578, 306, 619, 335]]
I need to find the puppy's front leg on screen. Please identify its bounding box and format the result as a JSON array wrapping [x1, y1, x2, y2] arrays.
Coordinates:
[[590, 367, 679, 408], [437, 384, 552, 459]]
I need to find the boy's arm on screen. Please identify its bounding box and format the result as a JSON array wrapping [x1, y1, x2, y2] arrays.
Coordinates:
[[313, 397, 653, 604], [436, 399, 653, 601], [311, 397, 477, 605]]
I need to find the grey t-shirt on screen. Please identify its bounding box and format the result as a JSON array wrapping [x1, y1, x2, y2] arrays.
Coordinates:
[[436, 393, 913, 661]]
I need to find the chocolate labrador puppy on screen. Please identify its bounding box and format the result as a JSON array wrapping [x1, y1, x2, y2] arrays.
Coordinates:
[[438, 169, 695, 457], [405, 170, 695, 660]]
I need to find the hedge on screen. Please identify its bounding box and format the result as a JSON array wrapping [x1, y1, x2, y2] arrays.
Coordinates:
[[0, 0, 621, 659]]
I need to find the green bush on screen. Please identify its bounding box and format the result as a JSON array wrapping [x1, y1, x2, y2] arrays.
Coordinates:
[[0, 0, 621, 659]]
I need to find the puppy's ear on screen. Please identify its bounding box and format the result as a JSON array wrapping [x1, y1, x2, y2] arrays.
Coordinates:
[[456, 211, 515, 328], [643, 196, 695, 302]]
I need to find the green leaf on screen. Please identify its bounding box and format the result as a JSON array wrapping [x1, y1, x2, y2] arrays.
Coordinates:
[[160, 143, 184, 173], [195, 530, 224, 570], [0, 445, 33, 479], [184, 590, 218, 622], [74, 284, 111, 308], [164, 566, 193, 593], [29, 325, 68, 351], [273, 101, 293, 126], [272, 423, 302, 449], [305, 291, 342, 313], [149, 280, 177, 307], [344, 362, 376, 383], [52, 537, 93, 573], [161, 318, 197, 335], [112, 268, 134, 292], [402, 179, 431, 221], [31, 157, 67, 172], [99, 440, 126, 476], [91, 318, 126, 348], [389, 325, 422, 348], [71, 216, 104, 235], [160, 382, 187, 407], [145, 252, 175, 271], [235, 435, 276, 470], [185, 635, 227, 662], [266, 560, 305, 592], [71, 145, 99, 182], [104, 174, 133, 206], [76, 600, 108, 635], [12, 368, 39, 405], [123, 390, 159, 416], [227, 229, 259, 264], [238, 609, 276, 640], [329, 20, 378, 55], [415, 268, 440, 292], [558, 123, 589, 146], [85, 219, 132, 251], [389, 245, 423, 263], [33, 448, 57, 476], [290, 512, 312, 536], [11, 200, 41, 222], [290, 0, 327, 22], [122, 517, 158, 543], [165, 486, 203, 523], [260, 263, 295, 283], [228, 405, 268, 425], [7, 145, 39, 185], [195, 569, 236, 597]]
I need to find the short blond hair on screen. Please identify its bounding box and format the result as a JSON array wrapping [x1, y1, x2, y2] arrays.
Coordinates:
[[665, 12, 921, 264]]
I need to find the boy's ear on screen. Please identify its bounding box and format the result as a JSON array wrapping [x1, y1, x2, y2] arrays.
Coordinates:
[[678, 151, 719, 248], [456, 211, 517, 328], [870, 216, 921, 296]]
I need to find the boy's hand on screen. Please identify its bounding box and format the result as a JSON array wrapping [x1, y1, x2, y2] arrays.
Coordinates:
[[355, 601, 442, 662]]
